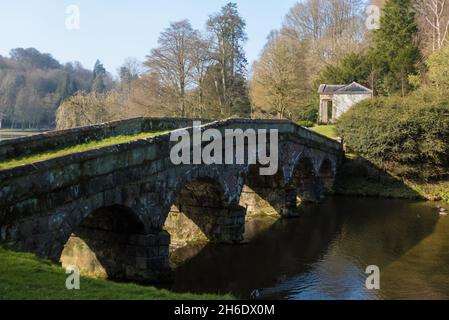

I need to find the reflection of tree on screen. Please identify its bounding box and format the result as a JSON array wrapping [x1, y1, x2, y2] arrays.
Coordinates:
[[381, 212, 449, 299], [335, 199, 438, 270]]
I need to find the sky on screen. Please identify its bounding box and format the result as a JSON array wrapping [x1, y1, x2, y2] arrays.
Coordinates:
[[0, 0, 299, 77]]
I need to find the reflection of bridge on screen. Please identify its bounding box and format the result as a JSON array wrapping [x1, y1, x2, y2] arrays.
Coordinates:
[[0, 118, 343, 283]]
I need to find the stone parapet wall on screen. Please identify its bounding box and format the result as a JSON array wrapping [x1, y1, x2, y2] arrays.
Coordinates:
[[0, 117, 213, 162]]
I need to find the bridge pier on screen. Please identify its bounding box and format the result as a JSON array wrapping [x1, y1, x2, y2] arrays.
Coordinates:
[[124, 230, 172, 283], [165, 204, 246, 245]]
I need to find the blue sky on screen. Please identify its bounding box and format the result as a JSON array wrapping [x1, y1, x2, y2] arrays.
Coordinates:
[[0, 0, 298, 76]]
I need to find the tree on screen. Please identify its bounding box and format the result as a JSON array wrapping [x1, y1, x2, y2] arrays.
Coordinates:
[[190, 35, 213, 117], [92, 59, 107, 93], [371, 0, 421, 96], [145, 20, 199, 117], [281, 0, 365, 65], [427, 44, 449, 86], [119, 58, 142, 91], [416, 0, 449, 52], [10, 48, 61, 70], [0, 48, 95, 129], [56, 91, 123, 129], [207, 2, 250, 116], [318, 52, 372, 88], [250, 32, 309, 119]]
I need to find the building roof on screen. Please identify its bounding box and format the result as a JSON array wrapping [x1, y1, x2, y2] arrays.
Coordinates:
[[318, 82, 372, 95]]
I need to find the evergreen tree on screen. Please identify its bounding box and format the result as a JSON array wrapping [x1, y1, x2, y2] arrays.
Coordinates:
[[207, 2, 250, 116], [371, 0, 421, 96], [318, 53, 372, 88], [92, 59, 107, 93]]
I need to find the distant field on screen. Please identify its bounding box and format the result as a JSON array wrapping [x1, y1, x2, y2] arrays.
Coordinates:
[[310, 125, 337, 139], [0, 129, 45, 141]]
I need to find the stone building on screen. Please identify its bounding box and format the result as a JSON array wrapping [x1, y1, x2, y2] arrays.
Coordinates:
[[318, 82, 372, 124]]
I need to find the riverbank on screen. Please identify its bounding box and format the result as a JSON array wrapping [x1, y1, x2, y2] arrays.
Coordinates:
[[0, 247, 232, 300], [334, 154, 449, 203], [309, 125, 449, 203]]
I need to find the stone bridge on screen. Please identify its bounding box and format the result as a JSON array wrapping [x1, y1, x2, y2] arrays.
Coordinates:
[[0, 118, 343, 283]]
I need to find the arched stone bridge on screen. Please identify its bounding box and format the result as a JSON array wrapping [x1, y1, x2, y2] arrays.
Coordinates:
[[0, 118, 343, 283]]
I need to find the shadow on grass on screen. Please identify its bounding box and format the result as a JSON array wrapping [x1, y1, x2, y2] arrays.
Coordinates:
[[333, 155, 423, 200]]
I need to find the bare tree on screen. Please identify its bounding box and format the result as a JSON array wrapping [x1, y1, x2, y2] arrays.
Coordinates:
[[190, 36, 213, 117], [416, 0, 449, 51], [281, 0, 365, 64], [145, 20, 199, 117], [250, 32, 309, 119]]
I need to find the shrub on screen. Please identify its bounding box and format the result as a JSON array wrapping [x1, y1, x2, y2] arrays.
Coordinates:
[[297, 120, 315, 128], [336, 87, 449, 180]]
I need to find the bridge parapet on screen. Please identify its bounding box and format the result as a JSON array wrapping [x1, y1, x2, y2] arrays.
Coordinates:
[[0, 117, 214, 162]]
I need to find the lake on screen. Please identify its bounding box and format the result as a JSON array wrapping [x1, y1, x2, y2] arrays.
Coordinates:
[[163, 197, 449, 300]]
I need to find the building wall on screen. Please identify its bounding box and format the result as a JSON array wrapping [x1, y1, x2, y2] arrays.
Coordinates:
[[332, 93, 372, 120]]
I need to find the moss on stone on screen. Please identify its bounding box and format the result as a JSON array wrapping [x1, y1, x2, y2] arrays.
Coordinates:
[[0, 131, 169, 171]]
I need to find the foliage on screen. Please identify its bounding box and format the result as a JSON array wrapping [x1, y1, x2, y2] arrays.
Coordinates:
[[0, 49, 97, 129], [136, 3, 250, 119], [336, 87, 449, 180], [427, 45, 449, 87], [56, 91, 124, 129], [441, 191, 449, 203], [317, 53, 373, 88], [297, 120, 315, 128], [0, 247, 232, 300], [250, 33, 311, 119], [370, 0, 421, 96], [207, 2, 250, 117]]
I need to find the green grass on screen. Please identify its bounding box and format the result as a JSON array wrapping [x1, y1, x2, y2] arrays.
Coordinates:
[[310, 125, 337, 138], [0, 247, 233, 300], [0, 131, 168, 171]]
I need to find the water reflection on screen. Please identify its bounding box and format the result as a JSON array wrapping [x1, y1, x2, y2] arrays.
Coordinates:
[[164, 197, 447, 300]]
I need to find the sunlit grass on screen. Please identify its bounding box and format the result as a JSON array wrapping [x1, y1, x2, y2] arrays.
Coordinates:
[[310, 125, 337, 138], [0, 131, 169, 171], [0, 247, 232, 300]]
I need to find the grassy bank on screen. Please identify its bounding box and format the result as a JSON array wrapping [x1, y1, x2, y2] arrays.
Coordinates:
[[310, 125, 337, 138], [309, 126, 449, 203], [0, 247, 232, 300], [334, 154, 449, 203], [0, 131, 168, 171]]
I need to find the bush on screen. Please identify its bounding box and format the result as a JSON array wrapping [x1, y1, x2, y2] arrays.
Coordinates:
[[336, 87, 449, 180], [297, 120, 315, 128]]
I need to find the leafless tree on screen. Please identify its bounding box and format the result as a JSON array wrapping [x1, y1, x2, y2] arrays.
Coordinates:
[[145, 20, 199, 117], [416, 0, 449, 51]]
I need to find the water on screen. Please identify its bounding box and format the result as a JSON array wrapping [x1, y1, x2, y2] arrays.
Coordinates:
[[164, 197, 449, 300]]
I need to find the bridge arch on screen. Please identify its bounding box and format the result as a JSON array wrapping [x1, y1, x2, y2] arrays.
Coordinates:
[[163, 175, 246, 247], [60, 205, 149, 281], [318, 158, 336, 194], [291, 156, 320, 201]]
